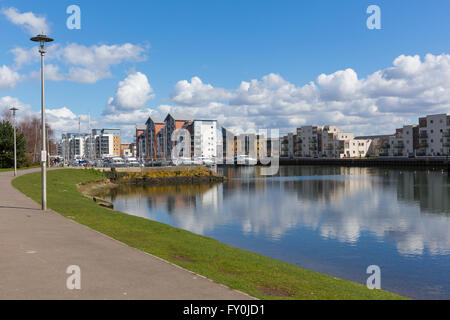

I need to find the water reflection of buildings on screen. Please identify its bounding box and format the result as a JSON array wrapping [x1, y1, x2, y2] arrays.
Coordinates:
[[109, 167, 450, 256], [281, 167, 450, 255]]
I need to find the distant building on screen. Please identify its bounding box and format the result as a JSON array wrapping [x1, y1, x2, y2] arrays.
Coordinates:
[[341, 139, 373, 158], [355, 135, 393, 157], [321, 126, 354, 158], [221, 127, 236, 164], [135, 124, 146, 159], [163, 114, 192, 160], [388, 125, 418, 157], [120, 143, 135, 158], [145, 116, 165, 161], [418, 114, 450, 156]]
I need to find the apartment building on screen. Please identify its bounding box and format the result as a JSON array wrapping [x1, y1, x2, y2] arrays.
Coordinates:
[[69, 134, 85, 160], [297, 126, 323, 157], [192, 120, 217, 159], [163, 114, 192, 160], [135, 124, 146, 159], [120, 143, 135, 158], [356, 135, 392, 157], [222, 127, 237, 164], [341, 139, 372, 158], [388, 125, 418, 157], [180, 120, 218, 160], [103, 129, 121, 157], [321, 126, 354, 158], [418, 114, 450, 156], [145, 116, 165, 161], [280, 134, 295, 158]]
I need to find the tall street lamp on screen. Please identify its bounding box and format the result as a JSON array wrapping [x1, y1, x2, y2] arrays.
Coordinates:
[[31, 34, 54, 211], [9, 107, 18, 177]]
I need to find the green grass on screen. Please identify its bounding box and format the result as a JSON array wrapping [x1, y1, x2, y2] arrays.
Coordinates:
[[0, 165, 41, 172], [12, 169, 408, 300]]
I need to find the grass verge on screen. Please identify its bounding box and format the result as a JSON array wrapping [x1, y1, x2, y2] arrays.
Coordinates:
[[12, 169, 408, 300], [0, 165, 40, 172]]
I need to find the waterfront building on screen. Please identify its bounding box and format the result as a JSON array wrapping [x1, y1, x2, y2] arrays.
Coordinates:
[[418, 114, 450, 156], [297, 126, 323, 157], [280, 136, 289, 158], [135, 124, 146, 159], [137, 132, 146, 161], [388, 125, 418, 157], [180, 119, 218, 160], [144, 116, 165, 161], [355, 135, 393, 157], [222, 127, 237, 164], [163, 114, 192, 160], [321, 126, 354, 158], [236, 133, 258, 160], [192, 120, 218, 159], [341, 139, 373, 158]]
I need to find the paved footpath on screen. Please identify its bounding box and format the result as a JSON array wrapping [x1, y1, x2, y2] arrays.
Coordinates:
[[0, 168, 253, 300]]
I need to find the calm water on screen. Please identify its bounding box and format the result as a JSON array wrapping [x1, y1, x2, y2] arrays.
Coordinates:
[[104, 166, 450, 299]]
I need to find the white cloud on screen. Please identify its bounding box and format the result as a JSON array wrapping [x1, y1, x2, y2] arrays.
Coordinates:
[[0, 96, 34, 119], [44, 72, 156, 142], [1, 7, 49, 35], [104, 72, 154, 114], [0, 65, 21, 89], [12, 42, 148, 84], [170, 77, 232, 106], [166, 53, 450, 136]]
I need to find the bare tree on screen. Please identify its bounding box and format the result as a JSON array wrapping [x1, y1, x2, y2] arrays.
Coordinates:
[[1, 107, 12, 123], [18, 115, 57, 164]]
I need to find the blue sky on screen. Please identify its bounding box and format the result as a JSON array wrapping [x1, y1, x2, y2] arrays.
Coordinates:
[[1, 0, 450, 142]]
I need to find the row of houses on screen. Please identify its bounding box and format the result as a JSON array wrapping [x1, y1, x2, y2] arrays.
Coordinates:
[[280, 113, 450, 158], [58, 129, 121, 160]]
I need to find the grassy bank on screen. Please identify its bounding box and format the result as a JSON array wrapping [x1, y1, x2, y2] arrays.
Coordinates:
[[12, 169, 407, 300], [0, 165, 40, 172]]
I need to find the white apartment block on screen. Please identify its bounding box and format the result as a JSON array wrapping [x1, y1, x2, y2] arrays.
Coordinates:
[[388, 125, 417, 157], [68, 134, 85, 160], [192, 120, 218, 159], [418, 114, 450, 156], [342, 139, 372, 158], [95, 134, 115, 158], [297, 126, 323, 157], [321, 126, 354, 158]]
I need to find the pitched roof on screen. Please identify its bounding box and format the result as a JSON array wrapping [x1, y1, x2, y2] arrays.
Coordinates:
[[165, 113, 193, 122]]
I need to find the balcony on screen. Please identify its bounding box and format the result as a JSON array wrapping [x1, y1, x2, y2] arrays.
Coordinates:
[[444, 142, 450, 148], [443, 130, 450, 137], [419, 143, 428, 148], [419, 132, 428, 138], [394, 144, 405, 149]]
